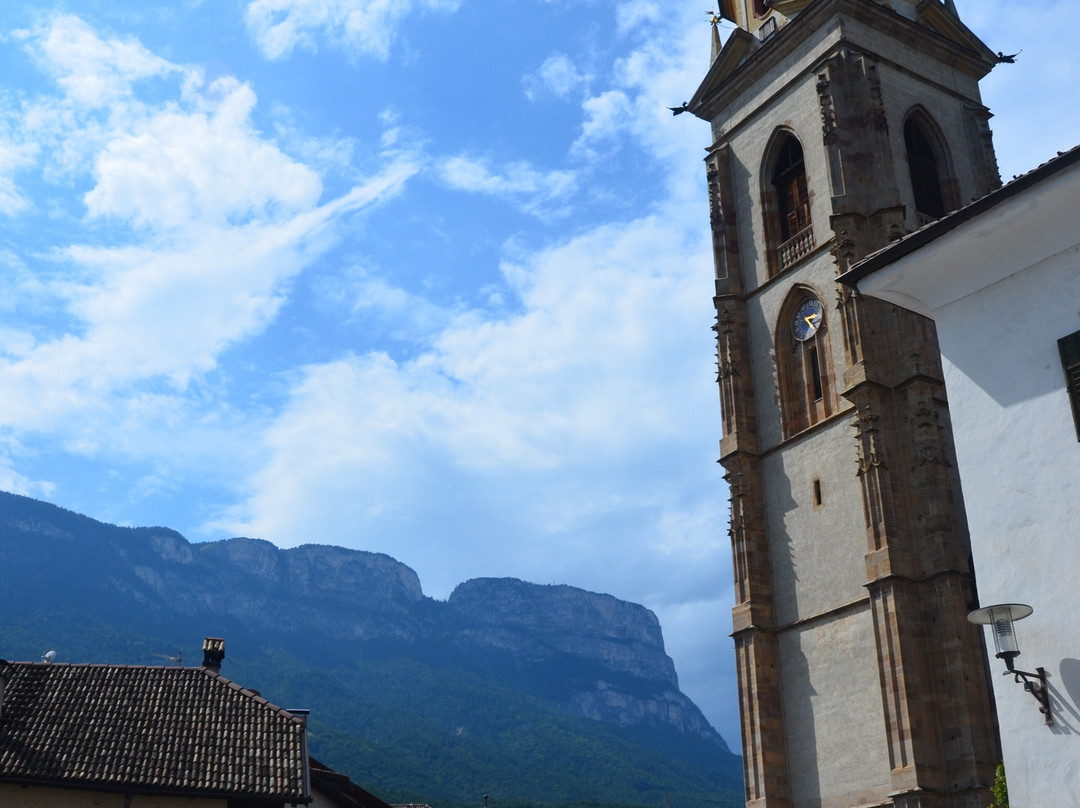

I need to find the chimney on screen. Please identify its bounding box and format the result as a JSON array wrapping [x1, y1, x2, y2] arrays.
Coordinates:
[[202, 637, 225, 673]]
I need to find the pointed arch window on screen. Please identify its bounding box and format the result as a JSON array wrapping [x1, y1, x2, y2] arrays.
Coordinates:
[[778, 291, 833, 437], [903, 113, 957, 226], [765, 133, 815, 275]]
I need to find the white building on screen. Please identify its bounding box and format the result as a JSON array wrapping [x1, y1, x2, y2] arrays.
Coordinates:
[[841, 143, 1080, 806]]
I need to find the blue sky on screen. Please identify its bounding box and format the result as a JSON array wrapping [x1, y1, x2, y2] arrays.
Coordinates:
[[0, 0, 1076, 750]]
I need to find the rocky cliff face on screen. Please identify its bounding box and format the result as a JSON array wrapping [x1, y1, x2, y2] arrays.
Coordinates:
[[446, 578, 718, 742], [448, 578, 674, 680], [0, 491, 725, 749]]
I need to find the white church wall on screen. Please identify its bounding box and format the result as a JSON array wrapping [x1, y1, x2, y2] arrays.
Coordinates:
[[936, 238, 1080, 807]]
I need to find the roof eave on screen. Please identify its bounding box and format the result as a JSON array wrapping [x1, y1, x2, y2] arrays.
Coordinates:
[[688, 28, 757, 120], [0, 774, 313, 804], [839, 143, 1080, 288]]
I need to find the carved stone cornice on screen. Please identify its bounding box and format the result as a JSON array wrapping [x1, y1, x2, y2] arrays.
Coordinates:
[[689, 0, 997, 124]]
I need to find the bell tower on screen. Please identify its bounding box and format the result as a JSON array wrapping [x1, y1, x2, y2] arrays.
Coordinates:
[[688, 1, 1002, 806]]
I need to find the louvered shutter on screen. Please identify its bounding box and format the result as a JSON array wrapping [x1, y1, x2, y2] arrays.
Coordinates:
[[1058, 331, 1080, 440]]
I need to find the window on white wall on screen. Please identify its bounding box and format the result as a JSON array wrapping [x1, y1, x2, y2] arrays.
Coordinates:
[[1058, 330, 1080, 441]]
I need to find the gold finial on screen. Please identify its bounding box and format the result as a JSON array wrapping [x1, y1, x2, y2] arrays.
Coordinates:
[[707, 8, 725, 61]]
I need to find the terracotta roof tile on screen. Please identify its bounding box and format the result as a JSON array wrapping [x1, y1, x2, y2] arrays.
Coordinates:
[[0, 662, 307, 799]]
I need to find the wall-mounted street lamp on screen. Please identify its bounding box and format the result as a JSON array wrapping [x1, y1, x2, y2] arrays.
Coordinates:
[[968, 603, 1052, 725]]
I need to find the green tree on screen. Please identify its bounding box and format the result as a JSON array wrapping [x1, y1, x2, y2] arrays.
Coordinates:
[[989, 764, 1008, 808]]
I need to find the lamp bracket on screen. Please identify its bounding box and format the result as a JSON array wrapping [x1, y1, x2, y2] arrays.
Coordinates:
[[1005, 666, 1052, 725]]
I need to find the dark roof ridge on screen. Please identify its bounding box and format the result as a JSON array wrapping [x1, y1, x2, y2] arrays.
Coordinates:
[[197, 664, 299, 716], [1, 659, 302, 722]]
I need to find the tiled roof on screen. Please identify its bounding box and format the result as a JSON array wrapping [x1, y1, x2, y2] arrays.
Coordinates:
[[0, 661, 308, 800]]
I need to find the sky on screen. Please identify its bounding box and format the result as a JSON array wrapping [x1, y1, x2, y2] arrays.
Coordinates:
[[0, 0, 1076, 751]]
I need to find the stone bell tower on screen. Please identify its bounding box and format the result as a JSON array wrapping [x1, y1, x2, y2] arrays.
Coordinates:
[[687, 1, 1002, 806]]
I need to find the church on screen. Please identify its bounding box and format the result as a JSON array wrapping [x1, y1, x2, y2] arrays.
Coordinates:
[[685, 1, 1005, 805]]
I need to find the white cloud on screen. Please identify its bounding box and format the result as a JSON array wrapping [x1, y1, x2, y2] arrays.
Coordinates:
[[0, 160, 417, 429], [0, 15, 421, 443], [0, 434, 56, 499], [85, 77, 323, 229], [0, 137, 36, 215], [571, 90, 634, 160], [273, 112, 360, 175], [0, 249, 50, 317], [312, 266, 458, 342], [27, 14, 179, 109], [567, 8, 715, 171], [438, 154, 577, 219], [524, 53, 590, 101], [613, 0, 664, 37], [245, 0, 462, 62], [13, 16, 196, 189], [2, 13, 181, 211], [0, 462, 56, 500]]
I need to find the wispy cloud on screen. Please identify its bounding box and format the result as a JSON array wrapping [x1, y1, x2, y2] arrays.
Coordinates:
[[22, 14, 179, 108], [0, 136, 36, 215], [0, 14, 420, 451], [312, 265, 459, 344], [0, 435, 56, 499], [245, 0, 462, 61], [438, 154, 578, 219], [571, 90, 634, 160]]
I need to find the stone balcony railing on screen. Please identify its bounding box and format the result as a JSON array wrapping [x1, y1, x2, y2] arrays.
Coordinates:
[[778, 226, 816, 271]]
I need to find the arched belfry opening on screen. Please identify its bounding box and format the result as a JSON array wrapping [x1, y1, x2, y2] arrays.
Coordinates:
[[904, 110, 957, 224], [763, 130, 815, 276]]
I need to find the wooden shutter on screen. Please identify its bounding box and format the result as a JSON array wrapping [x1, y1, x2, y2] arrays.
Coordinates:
[[1059, 331, 1080, 440]]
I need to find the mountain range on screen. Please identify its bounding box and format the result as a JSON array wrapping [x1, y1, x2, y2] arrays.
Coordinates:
[[0, 491, 742, 808]]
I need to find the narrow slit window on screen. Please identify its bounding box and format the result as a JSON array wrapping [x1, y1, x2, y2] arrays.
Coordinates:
[[812, 478, 823, 508], [809, 346, 823, 401]]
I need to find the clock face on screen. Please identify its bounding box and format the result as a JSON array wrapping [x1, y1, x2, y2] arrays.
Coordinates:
[[793, 298, 823, 341]]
